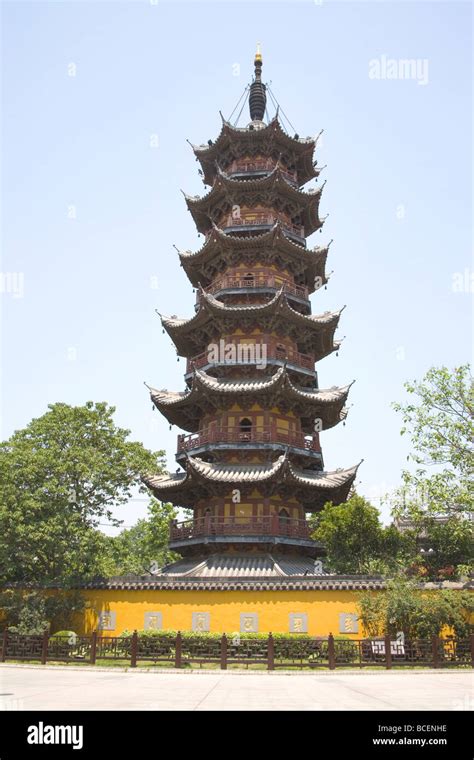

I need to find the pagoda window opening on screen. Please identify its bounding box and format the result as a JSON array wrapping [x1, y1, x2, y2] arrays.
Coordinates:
[[242, 272, 255, 287], [278, 508, 290, 530], [276, 342, 287, 359], [239, 417, 252, 441]]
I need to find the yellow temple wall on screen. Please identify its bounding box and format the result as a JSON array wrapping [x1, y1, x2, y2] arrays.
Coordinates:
[[74, 589, 368, 637]]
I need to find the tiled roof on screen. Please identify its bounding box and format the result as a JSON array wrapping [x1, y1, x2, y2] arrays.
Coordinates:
[[191, 115, 316, 154], [80, 576, 387, 591], [199, 288, 341, 325], [147, 367, 352, 433], [184, 167, 324, 213], [178, 223, 329, 291], [16, 577, 472, 592], [143, 454, 362, 508], [178, 221, 328, 262], [160, 289, 343, 357], [190, 117, 317, 189], [158, 553, 299, 578], [146, 454, 286, 489]]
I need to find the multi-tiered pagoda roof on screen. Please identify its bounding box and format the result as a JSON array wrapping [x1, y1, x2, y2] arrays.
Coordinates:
[[148, 368, 352, 431], [160, 289, 343, 359], [189, 114, 321, 187], [144, 49, 361, 577], [178, 223, 329, 290]]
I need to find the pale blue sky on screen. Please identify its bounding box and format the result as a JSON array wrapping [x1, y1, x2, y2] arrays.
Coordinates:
[[1, 1, 472, 531]]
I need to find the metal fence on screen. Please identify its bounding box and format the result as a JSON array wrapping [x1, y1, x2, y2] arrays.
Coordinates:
[[1, 630, 472, 670]]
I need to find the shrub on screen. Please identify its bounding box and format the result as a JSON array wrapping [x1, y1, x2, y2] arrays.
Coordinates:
[[118, 629, 313, 641], [50, 630, 77, 639]]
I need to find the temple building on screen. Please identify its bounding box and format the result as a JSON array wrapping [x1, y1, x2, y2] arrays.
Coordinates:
[[80, 50, 384, 638], [145, 46, 359, 576]]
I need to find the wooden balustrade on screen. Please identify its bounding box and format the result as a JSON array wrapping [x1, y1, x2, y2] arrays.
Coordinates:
[[1, 630, 471, 670], [177, 426, 321, 453], [205, 274, 308, 300], [215, 213, 304, 239], [169, 514, 312, 541], [186, 342, 315, 373], [225, 158, 297, 184]]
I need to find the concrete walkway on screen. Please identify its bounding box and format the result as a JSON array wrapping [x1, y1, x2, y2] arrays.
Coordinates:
[[0, 665, 472, 710]]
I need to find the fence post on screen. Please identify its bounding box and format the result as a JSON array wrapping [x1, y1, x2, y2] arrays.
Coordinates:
[[175, 631, 182, 669], [130, 630, 138, 668], [384, 635, 392, 670], [267, 633, 275, 671], [432, 635, 440, 668], [1, 629, 7, 662], [471, 635, 474, 669], [41, 629, 49, 665], [220, 633, 228, 670], [90, 631, 97, 665], [328, 633, 336, 670]]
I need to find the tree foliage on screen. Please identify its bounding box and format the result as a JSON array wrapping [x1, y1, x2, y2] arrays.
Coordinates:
[[107, 499, 179, 575], [0, 402, 168, 630], [391, 364, 473, 517], [389, 365, 473, 579], [310, 495, 408, 574], [357, 577, 473, 638]]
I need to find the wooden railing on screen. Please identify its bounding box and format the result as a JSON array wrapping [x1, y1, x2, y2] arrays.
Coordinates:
[[186, 342, 315, 373], [1, 630, 472, 671], [215, 213, 304, 239], [177, 427, 321, 453], [205, 274, 308, 300], [169, 514, 312, 541], [225, 158, 297, 185]]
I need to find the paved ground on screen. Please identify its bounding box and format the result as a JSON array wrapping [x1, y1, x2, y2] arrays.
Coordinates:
[[0, 665, 472, 710]]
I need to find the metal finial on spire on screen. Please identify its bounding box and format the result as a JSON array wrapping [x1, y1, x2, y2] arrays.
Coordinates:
[[249, 43, 266, 122]]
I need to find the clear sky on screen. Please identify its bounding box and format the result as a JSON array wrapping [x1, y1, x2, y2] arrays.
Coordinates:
[[1, 0, 472, 532]]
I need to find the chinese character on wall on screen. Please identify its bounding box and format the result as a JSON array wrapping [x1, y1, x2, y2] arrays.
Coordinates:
[[240, 613, 258, 633], [339, 613, 358, 634]]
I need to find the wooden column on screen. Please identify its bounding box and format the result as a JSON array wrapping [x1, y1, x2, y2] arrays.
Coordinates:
[[1, 629, 7, 662], [175, 631, 182, 669], [204, 514, 211, 535], [220, 634, 228, 670], [432, 635, 440, 668], [267, 633, 275, 671], [130, 630, 138, 668], [41, 629, 49, 665], [271, 512, 279, 535], [90, 631, 97, 665], [384, 635, 392, 669], [328, 633, 336, 670]]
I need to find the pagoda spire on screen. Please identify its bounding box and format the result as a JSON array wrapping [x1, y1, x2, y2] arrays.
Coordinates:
[[249, 43, 266, 122]]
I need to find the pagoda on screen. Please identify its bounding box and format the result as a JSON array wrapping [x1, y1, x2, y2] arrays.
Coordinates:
[[144, 48, 361, 580]]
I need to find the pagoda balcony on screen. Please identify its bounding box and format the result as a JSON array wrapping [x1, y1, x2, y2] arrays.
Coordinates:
[[205, 274, 309, 301], [169, 514, 312, 543], [177, 426, 321, 454], [225, 158, 297, 185], [186, 341, 316, 376], [214, 213, 305, 244]]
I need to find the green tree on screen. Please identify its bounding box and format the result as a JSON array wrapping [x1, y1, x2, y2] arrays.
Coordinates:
[[390, 365, 473, 579], [392, 364, 473, 517], [401, 517, 473, 581], [0, 402, 166, 629], [311, 494, 407, 574], [108, 499, 179, 575], [357, 577, 473, 638]]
